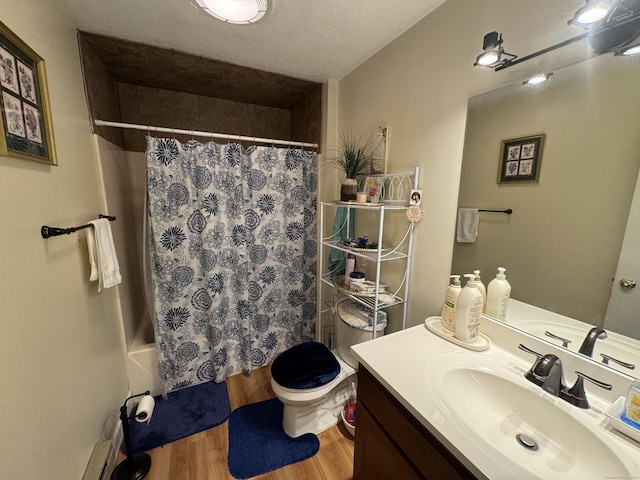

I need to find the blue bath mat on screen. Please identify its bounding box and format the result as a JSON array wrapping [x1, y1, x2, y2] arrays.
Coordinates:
[[125, 380, 231, 453], [227, 398, 320, 479]]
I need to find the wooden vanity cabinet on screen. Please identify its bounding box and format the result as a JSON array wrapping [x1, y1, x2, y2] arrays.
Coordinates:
[[353, 367, 477, 480]]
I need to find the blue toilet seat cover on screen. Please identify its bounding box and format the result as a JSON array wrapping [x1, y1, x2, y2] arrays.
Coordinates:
[[271, 341, 340, 389]]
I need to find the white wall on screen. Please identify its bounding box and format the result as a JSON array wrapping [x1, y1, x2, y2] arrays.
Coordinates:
[[335, 0, 596, 326], [0, 2, 128, 478]]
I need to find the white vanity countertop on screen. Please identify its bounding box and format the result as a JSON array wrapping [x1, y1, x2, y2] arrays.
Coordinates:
[[351, 323, 640, 480]]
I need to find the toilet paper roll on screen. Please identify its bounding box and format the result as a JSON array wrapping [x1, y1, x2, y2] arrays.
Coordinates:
[[135, 395, 155, 424]]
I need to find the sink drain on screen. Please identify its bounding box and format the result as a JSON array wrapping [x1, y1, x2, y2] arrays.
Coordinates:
[[516, 433, 538, 451]]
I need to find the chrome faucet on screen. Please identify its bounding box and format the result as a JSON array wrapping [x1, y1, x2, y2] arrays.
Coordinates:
[[519, 344, 612, 408], [578, 327, 607, 357]]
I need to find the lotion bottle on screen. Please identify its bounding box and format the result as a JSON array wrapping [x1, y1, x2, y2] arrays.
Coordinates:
[[344, 252, 356, 287], [485, 267, 511, 321], [454, 274, 483, 343], [473, 269, 487, 313], [441, 275, 461, 332]]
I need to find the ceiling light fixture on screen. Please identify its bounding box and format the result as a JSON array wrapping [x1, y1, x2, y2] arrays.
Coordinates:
[[196, 0, 269, 24]]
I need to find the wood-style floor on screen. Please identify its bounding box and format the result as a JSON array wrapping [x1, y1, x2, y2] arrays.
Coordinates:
[[128, 366, 355, 480]]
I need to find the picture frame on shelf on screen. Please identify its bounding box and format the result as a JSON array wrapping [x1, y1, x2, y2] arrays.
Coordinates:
[[409, 189, 422, 206], [0, 21, 56, 165], [497, 134, 544, 184], [364, 176, 383, 203]]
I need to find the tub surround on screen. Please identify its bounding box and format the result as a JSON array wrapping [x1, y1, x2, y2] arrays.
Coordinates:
[[351, 317, 640, 479], [127, 321, 162, 396]]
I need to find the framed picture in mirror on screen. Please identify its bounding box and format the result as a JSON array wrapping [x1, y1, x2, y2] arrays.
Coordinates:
[[0, 21, 56, 165], [498, 134, 544, 184]]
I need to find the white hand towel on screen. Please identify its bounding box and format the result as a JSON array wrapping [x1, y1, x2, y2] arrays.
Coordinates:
[[87, 219, 122, 291], [456, 208, 479, 243]]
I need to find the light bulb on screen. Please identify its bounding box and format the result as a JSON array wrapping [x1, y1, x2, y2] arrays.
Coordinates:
[[197, 0, 268, 24], [621, 44, 640, 55], [476, 51, 500, 66], [524, 73, 551, 85], [576, 1, 611, 25]]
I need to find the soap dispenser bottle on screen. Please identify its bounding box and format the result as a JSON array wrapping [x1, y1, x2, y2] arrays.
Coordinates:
[[485, 267, 511, 321], [473, 269, 487, 313], [441, 275, 461, 332], [454, 274, 483, 343]]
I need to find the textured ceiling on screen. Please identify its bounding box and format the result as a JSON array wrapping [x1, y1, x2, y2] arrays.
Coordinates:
[[54, 0, 447, 82]]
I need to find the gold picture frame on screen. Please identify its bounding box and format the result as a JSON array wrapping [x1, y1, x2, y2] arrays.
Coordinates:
[[498, 134, 545, 184], [0, 21, 56, 165]]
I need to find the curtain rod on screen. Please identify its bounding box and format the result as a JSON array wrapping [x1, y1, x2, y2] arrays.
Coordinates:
[[93, 119, 319, 149]]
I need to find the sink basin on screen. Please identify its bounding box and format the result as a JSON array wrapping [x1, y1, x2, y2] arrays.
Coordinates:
[[426, 354, 634, 479]]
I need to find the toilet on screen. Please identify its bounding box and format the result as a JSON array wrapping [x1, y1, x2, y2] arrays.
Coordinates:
[[271, 298, 387, 438]]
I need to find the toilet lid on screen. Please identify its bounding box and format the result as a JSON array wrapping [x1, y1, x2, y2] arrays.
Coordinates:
[[271, 341, 340, 389]]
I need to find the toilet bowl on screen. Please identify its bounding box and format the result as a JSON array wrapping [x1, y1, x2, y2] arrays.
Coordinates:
[[271, 299, 386, 438]]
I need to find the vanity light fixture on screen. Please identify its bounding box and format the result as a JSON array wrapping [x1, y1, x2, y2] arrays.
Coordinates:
[[474, 0, 640, 71], [473, 31, 517, 67], [195, 0, 269, 24], [523, 72, 553, 85]]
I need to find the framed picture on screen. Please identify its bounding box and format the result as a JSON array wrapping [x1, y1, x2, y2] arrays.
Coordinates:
[[409, 189, 422, 206], [0, 21, 56, 165], [363, 176, 383, 203], [498, 134, 545, 184], [370, 126, 388, 174]]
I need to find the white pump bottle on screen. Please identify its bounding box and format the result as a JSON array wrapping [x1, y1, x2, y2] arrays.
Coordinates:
[[441, 275, 461, 332], [485, 267, 511, 321], [473, 269, 486, 313], [454, 274, 483, 343]]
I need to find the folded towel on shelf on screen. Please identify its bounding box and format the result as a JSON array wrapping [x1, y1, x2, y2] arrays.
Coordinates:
[[87, 219, 122, 291], [326, 207, 355, 278], [456, 208, 479, 243]]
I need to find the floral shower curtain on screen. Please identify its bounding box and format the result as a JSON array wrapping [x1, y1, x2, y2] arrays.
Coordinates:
[[146, 136, 317, 392]]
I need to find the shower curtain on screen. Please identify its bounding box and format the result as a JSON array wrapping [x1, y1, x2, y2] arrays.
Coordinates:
[[146, 136, 317, 391]]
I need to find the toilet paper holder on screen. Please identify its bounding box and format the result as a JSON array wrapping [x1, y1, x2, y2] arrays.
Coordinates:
[[111, 390, 153, 480]]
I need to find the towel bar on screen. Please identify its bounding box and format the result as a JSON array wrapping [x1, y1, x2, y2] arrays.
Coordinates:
[[478, 209, 513, 214], [41, 215, 116, 239]]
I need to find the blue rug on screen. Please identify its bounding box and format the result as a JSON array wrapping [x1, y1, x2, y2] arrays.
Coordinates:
[[227, 398, 320, 479], [125, 381, 231, 453]]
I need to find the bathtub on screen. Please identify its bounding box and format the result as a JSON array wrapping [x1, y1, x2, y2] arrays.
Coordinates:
[[127, 320, 162, 396]]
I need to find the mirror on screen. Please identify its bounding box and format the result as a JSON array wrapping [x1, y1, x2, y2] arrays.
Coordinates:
[[453, 52, 640, 376]]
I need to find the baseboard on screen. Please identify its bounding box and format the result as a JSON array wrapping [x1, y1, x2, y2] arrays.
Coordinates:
[[107, 416, 124, 477], [105, 390, 131, 479]]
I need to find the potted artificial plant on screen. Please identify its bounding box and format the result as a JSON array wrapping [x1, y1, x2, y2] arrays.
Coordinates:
[[328, 132, 374, 201]]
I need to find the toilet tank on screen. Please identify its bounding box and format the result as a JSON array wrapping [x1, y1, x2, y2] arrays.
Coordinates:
[[335, 298, 387, 368]]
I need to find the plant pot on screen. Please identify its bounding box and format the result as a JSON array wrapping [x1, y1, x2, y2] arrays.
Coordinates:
[[341, 178, 358, 201]]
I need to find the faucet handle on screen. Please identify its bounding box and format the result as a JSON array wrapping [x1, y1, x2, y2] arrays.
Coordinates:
[[600, 353, 636, 370], [545, 331, 572, 348], [563, 371, 613, 409], [518, 343, 542, 359]]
